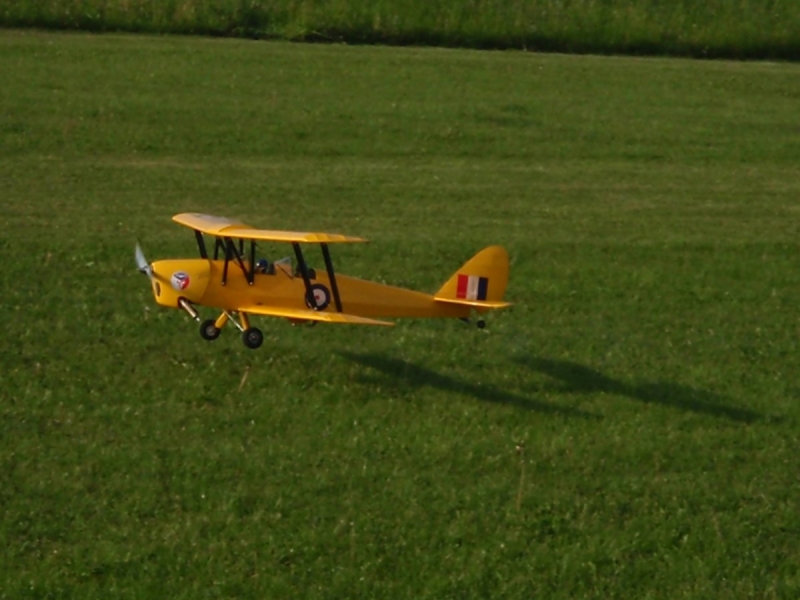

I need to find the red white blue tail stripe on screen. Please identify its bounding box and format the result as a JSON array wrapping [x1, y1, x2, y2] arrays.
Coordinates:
[[456, 274, 489, 301]]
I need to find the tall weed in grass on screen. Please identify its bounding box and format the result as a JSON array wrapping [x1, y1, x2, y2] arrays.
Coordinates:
[[1, 0, 799, 59]]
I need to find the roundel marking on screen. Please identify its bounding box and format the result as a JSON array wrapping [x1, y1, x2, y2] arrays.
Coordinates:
[[306, 283, 331, 310], [171, 271, 191, 291]]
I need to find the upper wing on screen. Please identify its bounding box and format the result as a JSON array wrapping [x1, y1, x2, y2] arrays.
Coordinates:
[[242, 305, 394, 326], [173, 213, 367, 243]]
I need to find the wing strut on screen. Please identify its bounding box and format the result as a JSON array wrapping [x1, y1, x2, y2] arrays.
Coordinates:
[[224, 237, 254, 285], [194, 230, 208, 259], [292, 242, 316, 309], [320, 243, 343, 313], [249, 240, 256, 281], [221, 239, 230, 285]]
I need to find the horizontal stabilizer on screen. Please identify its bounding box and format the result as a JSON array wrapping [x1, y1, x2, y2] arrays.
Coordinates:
[[434, 297, 512, 309], [242, 305, 394, 326]]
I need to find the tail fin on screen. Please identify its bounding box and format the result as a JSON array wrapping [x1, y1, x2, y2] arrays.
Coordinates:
[[434, 246, 511, 308]]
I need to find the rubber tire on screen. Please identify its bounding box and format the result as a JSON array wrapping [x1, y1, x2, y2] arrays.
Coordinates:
[[200, 319, 221, 341], [476, 320, 486, 329], [242, 327, 264, 349]]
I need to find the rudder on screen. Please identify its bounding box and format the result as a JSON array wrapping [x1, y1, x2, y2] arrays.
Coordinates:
[[435, 246, 510, 305]]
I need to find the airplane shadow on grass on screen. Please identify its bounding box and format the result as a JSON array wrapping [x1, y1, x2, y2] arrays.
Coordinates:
[[338, 351, 599, 420], [516, 355, 766, 424]]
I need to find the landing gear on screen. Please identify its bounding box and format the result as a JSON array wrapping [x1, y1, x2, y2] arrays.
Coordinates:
[[198, 311, 263, 348], [200, 319, 221, 341], [242, 327, 264, 349]]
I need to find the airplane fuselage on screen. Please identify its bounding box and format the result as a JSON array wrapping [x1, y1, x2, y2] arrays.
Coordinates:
[[149, 258, 471, 320]]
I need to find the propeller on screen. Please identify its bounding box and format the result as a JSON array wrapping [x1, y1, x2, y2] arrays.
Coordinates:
[[135, 242, 199, 320], [135, 243, 154, 279]]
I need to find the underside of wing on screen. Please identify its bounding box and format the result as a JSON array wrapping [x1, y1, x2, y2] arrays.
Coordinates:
[[433, 297, 512, 308], [241, 305, 394, 326], [172, 213, 367, 243]]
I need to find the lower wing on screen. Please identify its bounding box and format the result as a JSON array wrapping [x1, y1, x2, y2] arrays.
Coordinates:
[[241, 305, 394, 326]]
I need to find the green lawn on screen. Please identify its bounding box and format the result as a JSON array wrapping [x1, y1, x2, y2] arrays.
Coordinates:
[[1, 30, 799, 598]]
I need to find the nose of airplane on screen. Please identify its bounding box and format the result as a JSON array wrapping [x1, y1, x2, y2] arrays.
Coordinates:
[[148, 259, 211, 308]]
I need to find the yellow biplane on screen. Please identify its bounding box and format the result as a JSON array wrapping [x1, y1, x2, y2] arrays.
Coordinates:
[[135, 213, 511, 349]]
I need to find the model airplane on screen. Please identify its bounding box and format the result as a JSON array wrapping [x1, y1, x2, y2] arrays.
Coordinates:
[[135, 213, 511, 349]]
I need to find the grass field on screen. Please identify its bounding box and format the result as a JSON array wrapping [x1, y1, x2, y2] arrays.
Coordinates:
[[2, 29, 800, 598], [2, 0, 800, 59]]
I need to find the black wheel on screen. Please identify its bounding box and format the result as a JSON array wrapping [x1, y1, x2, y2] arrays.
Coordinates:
[[200, 319, 221, 341], [242, 327, 264, 349], [476, 319, 486, 329]]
